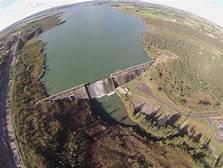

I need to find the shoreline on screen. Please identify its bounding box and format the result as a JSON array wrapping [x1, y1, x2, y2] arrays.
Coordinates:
[[10, 38, 48, 167], [9, 13, 65, 167]]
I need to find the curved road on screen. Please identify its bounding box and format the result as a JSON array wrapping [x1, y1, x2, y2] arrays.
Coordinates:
[[0, 34, 21, 168], [137, 83, 223, 119]]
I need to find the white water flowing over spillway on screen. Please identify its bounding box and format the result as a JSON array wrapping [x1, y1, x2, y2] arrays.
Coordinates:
[[87, 77, 116, 98]]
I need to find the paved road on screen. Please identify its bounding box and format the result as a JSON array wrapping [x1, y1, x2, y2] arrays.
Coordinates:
[[137, 83, 223, 119], [0, 34, 21, 168], [135, 83, 223, 140]]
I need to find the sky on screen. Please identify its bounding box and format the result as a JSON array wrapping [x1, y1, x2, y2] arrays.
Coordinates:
[[0, 0, 223, 31]]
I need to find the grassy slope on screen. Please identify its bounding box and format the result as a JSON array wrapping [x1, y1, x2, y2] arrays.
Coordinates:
[[117, 3, 223, 112], [140, 8, 223, 157], [11, 39, 48, 167], [115, 3, 223, 166]]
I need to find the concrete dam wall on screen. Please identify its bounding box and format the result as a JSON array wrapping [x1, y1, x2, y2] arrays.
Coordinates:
[[36, 61, 153, 104], [112, 61, 151, 87]]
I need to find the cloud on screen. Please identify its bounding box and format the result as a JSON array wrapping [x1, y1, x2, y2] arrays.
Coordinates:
[[0, 0, 222, 31]]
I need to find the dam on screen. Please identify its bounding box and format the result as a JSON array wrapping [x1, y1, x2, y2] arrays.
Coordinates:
[[40, 5, 149, 95], [37, 4, 152, 125], [36, 61, 153, 104]]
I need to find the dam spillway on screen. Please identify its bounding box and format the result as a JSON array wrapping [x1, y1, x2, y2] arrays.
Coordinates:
[[87, 77, 116, 98], [36, 61, 153, 104]]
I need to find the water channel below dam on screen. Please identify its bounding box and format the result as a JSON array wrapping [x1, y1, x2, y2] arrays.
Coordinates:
[[39, 3, 149, 124]]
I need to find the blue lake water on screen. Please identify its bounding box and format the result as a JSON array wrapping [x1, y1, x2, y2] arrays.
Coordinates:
[[40, 4, 148, 124]]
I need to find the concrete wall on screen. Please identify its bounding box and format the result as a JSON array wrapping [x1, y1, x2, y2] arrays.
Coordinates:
[[36, 61, 153, 104], [112, 62, 151, 87], [37, 84, 89, 103]]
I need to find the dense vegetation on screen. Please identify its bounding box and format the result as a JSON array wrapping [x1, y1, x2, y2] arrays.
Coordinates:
[[144, 32, 221, 110], [119, 92, 215, 167], [0, 38, 11, 83], [118, 2, 223, 112], [10, 37, 197, 168], [11, 39, 47, 167], [117, 2, 223, 167], [6, 2, 223, 168]]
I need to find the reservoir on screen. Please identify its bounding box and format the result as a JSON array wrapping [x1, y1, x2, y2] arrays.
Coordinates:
[[40, 4, 149, 124]]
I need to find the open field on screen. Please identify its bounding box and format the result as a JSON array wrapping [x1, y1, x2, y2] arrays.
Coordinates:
[[115, 2, 223, 42], [115, 2, 223, 167]]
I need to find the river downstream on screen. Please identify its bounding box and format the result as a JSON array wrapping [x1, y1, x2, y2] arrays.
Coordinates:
[[40, 4, 149, 124]]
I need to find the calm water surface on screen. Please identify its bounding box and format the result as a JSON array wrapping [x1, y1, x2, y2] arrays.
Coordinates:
[[40, 4, 148, 124], [94, 94, 135, 125]]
